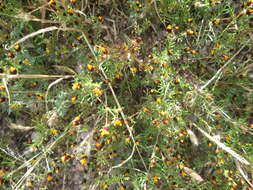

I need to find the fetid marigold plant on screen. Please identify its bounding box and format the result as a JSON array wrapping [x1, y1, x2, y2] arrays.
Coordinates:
[[0, 0, 252, 190]]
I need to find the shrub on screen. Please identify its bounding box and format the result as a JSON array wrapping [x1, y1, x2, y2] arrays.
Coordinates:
[[0, 0, 253, 189]]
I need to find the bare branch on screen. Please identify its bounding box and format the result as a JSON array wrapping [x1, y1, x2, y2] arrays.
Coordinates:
[[0, 74, 74, 79], [199, 38, 251, 91], [195, 124, 250, 166], [9, 26, 59, 49]]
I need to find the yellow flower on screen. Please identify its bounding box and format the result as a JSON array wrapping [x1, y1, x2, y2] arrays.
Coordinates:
[[55, 167, 60, 173], [36, 94, 44, 101], [94, 87, 102, 96], [72, 82, 81, 90], [225, 135, 231, 141], [174, 26, 180, 31], [156, 98, 161, 103], [165, 159, 174, 165], [149, 160, 156, 167], [167, 24, 173, 31], [80, 158, 88, 166], [148, 54, 153, 59], [125, 137, 131, 143], [61, 154, 71, 162], [222, 55, 229, 60], [150, 89, 156, 93], [154, 145, 159, 151], [26, 181, 33, 187], [100, 128, 110, 136], [67, 8, 74, 14], [211, 179, 218, 184], [180, 170, 187, 177], [115, 73, 123, 79], [178, 163, 185, 169], [214, 112, 222, 119], [152, 120, 161, 127], [87, 64, 94, 71], [130, 67, 137, 73], [216, 169, 223, 174], [246, 8, 253, 14], [159, 111, 166, 116], [76, 36, 82, 41], [51, 128, 58, 135], [0, 169, 5, 175], [0, 2, 6, 9], [0, 85, 5, 90], [49, 0, 56, 5], [14, 44, 21, 51], [184, 46, 191, 52], [95, 142, 103, 150], [191, 49, 197, 54], [152, 176, 159, 183], [152, 60, 159, 64], [187, 18, 193, 23], [218, 159, 225, 165], [98, 46, 108, 54], [144, 65, 154, 71], [72, 116, 82, 126], [98, 16, 104, 21], [143, 107, 150, 113], [178, 132, 184, 137], [47, 173, 53, 181], [9, 66, 17, 74], [213, 18, 221, 25], [174, 78, 180, 84], [124, 172, 129, 177], [113, 119, 122, 126], [7, 52, 15, 58], [71, 95, 78, 101], [106, 138, 112, 144], [214, 43, 221, 47], [186, 29, 194, 35], [31, 82, 38, 87], [154, 79, 160, 84], [210, 49, 216, 55]]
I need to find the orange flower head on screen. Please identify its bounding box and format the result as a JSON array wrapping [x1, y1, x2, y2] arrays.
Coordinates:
[[47, 173, 53, 181], [187, 18, 193, 23], [9, 66, 17, 74], [61, 154, 71, 162], [87, 64, 94, 71], [113, 119, 122, 126], [80, 158, 88, 166], [100, 128, 110, 136], [152, 176, 159, 183], [94, 87, 102, 97], [14, 44, 21, 51], [186, 29, 194, 35], [72, 82, 81, 90]]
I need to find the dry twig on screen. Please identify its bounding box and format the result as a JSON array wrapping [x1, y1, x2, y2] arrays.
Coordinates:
[[194, 124, 250, 166]]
